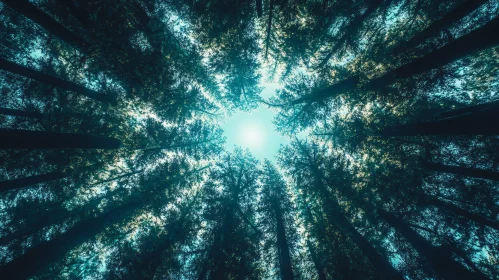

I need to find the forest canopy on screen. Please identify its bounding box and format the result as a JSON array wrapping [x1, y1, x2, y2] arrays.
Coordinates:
[[0, 0, 498, 279]]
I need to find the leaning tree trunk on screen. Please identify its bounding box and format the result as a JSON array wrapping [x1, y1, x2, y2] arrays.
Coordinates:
[[0, 202, 141, 280], [318, 182, 403, 279], [294, 16, 499, 104], [273, 200, 294, 280], [0, 163, 103, 192], [264, 0, 274, 59], [0, 58, 115, 103], [423, 161, 499, 182], [0, 129, 121, 149], [437, 99, 499, 119], [394, 0, 488, 55], [306, 239, 327, 280], [317, 0, 384, 69], [420, 196, 499, 231], [0, 0, 88, 50], [381, 103, 499, 136], [378, 209, 487, 280], [0, 107, 43, 118]]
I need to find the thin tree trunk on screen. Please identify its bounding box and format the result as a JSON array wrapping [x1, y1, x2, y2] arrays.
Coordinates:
[[294, 16, 499, 104], [0, 0, 88, 50], [0, 129, 121, 149], [378, 209, 486, 280], [437, 99, 499, 119], [420, 196, 499, 231], [423, 161, 499, 182], [306, 239, 327, 280], [380, 104, 499, 136], [0, 202, 140, 280], [317, 0, 384, 69], [394, 0, 488, 55], [265, 0, 274, 59], [0, 107, 43, 118], [0, 171, 66, 193], [273, 200, 294, 280], [55, 0, 92, 30], [256, 0, 263, 18], [0, 58, 115, 104]]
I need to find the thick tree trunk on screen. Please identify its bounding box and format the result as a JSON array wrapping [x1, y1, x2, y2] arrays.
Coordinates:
[[394, 0, 488, 55], [294, 16, 499, 104], [306, 239, 327, 280], [0, 0, 88, 50], [256, 0, 263, 17], [0, 107, 43, 118], [378, 209, 486, 280], [0, 171, 66, 193], [273, 200, 294, 280], [381, 104, 499, 136], [423, 161, 499, 182], [0, 129, 121, 149], [421, 196, 499, 231], [265, 0, 274, 59], [0, 58, 115, 103], [0, 202, 140, 280], [367, 16, 499, 90]]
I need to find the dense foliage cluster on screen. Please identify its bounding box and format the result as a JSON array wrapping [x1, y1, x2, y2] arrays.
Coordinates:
[[0, 0, 498, 279]]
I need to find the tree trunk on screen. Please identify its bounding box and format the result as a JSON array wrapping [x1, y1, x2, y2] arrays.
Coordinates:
[[306, 239, 327, 280], [294, 16, 499, 104], [0, 129, 121, 149], [394, 0, 488, 55], [0, 171, 66, 193], [367, 16, 499, 90], [0, 58, 116, 104], [256, 0, 263, 18], [0, 0, 88, 50], [0, 58, 115, 103], [273, 200, 294, 280], [378, 209, 486, 280], [88, 171, 142, 186], [381, 103, 499, 136], [423, 161, 499, 182], [0, 107, 43, 118], [265, 0, 274, 59], [0, 202, 140, 280], [317, 0, 384, 68], [437, 99, 499, 119], [420, 196, 499, 231], [320, 186, 403, 279]]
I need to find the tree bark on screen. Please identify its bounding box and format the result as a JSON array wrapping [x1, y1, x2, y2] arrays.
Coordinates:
[[380, 104, 499, 136], [0, 202, 140, 280], [378, 209, 486, 280], [0, 58, 116, 104], [0, 107, 43, 118], [0, 0, 88, 51], [273, 200, 294, 280], [394, 0, 488, 55], [0, 129, 121, 149], [423, 161, 499, 182], [294, 16, 499, 104]]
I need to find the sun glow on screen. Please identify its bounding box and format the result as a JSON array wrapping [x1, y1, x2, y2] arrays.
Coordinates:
[[239, 123, 265, 150]]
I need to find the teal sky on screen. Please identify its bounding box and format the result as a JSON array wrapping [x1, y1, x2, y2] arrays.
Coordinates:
[[221, 83, 290, 164]]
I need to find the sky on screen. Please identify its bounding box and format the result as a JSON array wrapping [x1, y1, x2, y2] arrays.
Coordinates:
[[221, 83, 290, 164]]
